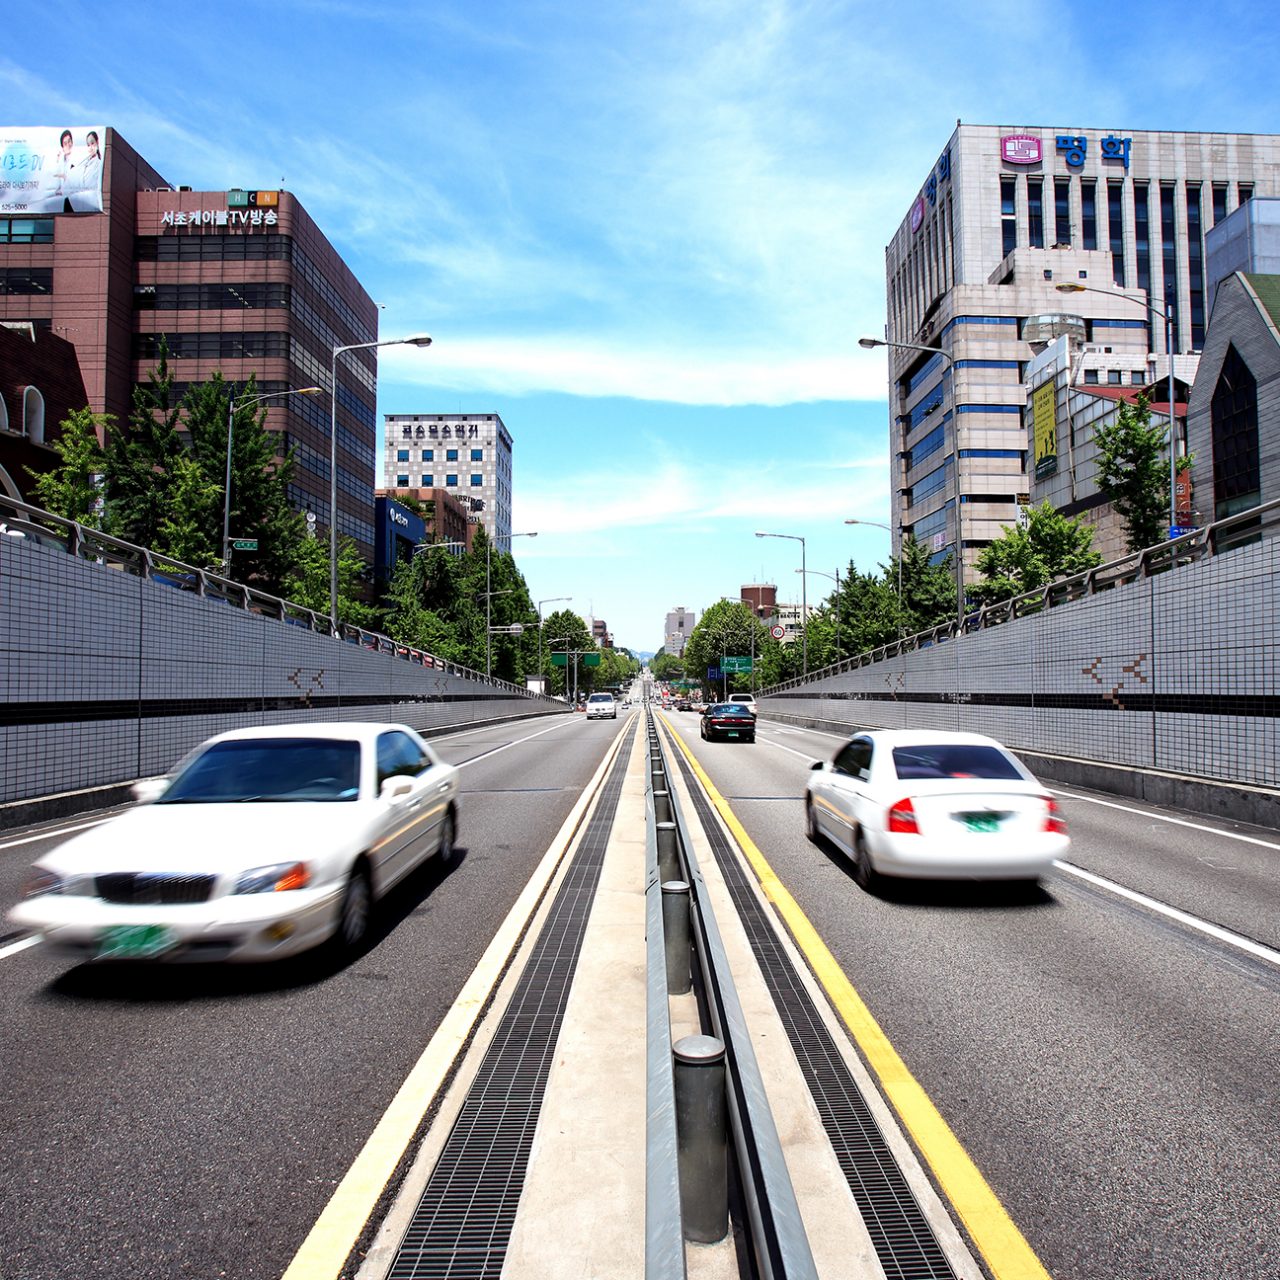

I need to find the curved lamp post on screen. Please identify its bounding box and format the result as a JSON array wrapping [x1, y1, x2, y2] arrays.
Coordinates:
[[859, 336, 960, 624], [1055, 281, 1179, 535], [845, 516, 903, 637], [330, 334, 432, 629], [796, 567, 842, 663], [223, 386, 321, 574], [486, 531, 538, 678], [756, 530, 807, 674], [537, 596, 572, 693]]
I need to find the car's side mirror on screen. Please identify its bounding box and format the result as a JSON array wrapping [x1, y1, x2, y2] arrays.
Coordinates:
[[809, 760, 824, 772], [380, 776, 414, 803], [131, 777, 170, 804]]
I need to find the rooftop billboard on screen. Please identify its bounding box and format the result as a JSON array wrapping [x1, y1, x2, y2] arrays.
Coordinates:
[[1, 126, 107, 214]]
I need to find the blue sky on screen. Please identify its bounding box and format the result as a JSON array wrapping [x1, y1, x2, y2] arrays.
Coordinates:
[[7, 1, 1280, 651]]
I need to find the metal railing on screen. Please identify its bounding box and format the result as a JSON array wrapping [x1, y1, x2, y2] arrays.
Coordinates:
[[0, 493, 555, 701], [762, 496, 1280, 695]]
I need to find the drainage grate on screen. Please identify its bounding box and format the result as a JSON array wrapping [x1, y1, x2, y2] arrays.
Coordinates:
[[387, 734, 633, 1279], [664, 737, 958, 1280]]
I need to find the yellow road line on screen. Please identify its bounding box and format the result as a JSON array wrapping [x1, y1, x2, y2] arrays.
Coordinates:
[[281, 719, 634, 1280], [662, 723, 1052, 1280]]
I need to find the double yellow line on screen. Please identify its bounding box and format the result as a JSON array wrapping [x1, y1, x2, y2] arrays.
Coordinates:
[[663, 724, 1052, 1280]]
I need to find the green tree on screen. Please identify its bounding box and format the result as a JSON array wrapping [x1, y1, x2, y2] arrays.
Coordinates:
[[155, 453, 221, 568], [539, 608, 593, 698], [684, 601, 769, 698], [1093, 392, 1171, 551], [970, 501, 1103, 606], [896, 536, 960, 635], [282, 532, 379, 628], [26, 407, 111, 526], [650, 651, 684, 682]]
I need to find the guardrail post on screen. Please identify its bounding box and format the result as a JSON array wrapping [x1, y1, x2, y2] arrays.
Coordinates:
[[661, 880, 691, 995], [656, 821, 679, 883], [673, 1033, 728, 1244]]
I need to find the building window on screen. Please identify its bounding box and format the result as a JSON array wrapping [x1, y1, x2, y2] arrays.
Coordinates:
[[396, 449, 409, 461], [1238, 184, 1253, 206], [1108, 370, 1123, 385], [0, 218, 54, 243], [1186, 185, 1205, 348], [421, 474, 433, 486], [1027, 179, 1044, 248], [22, 386, 45, 444], [1210, 344, 1260, 520], [1000, 178, 1017, 256], [1054, 178, 1071, 245], [446, 449, 458, 461], [1160, 185, 1179, 351], [1134, 184, 1151, 295], [446, 474, 457, 487], [422, 449, 433, 461], [396, 474, 409, 486], [471, 448, 483, 461], [1108, 182, 1126, 286], [1212, 185, 1228, 225], [0, 267, 53, 295], [1131, 371, 1146, 385], [1084, 370, 1099, 384], [1081, 182, 1097, 250], [470, 474, 482, 486]]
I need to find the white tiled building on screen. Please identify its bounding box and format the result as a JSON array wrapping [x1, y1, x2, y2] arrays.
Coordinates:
[[664, 607, 696, 656], [382, 412, 513, 544], [881, 124, 1280, 594]]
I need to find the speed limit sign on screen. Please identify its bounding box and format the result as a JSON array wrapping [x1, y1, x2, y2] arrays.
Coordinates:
[[770, 625, 786, 639]]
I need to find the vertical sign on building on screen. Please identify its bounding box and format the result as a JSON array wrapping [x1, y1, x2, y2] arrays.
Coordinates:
[[1031, 380, 1058, 479]]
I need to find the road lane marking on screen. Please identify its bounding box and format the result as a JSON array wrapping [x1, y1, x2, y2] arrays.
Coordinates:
[[1053, 861, 1280, 968], [452, 716, 582, 769], [663, 724, 1051, 1280], [0, 935, 41, 960], [1052, 788, 1280, 852], [0, 817, 110, 851], [280, 717, 635, 1280]]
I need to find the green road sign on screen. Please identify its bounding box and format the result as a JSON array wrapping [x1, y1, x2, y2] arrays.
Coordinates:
[[721, 656, 752, 673], [231, 539, 258, 551], [551, 651, 601, 667], [551, 653, 568, 666], [583, 652, 601, 667]]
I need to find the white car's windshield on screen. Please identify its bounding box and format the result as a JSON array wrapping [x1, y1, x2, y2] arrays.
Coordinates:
[[157, 739, 362, 803]]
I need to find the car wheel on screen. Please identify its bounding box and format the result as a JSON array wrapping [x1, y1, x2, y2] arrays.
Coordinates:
[[805, 798, 820, 843], [852, 828, 879, 893], [437, 809, 457, 864], [335, 863, 372, 953]]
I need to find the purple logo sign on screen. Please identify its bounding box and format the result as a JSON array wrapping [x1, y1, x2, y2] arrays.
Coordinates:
[[910, 196, 925, 232], [1001, 134, 1042, 165]]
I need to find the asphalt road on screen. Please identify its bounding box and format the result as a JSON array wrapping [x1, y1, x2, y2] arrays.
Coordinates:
[[658, 708, 1280, 1280], [0, 711, 629, 1280]]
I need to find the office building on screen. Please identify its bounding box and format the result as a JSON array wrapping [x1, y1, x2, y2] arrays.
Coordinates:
[[382, 412, 512, 546], [739, 583, 777, 619], [664, 607, 696, 656], [882, 124, 1280, 592], [0, 126, 380, 556]]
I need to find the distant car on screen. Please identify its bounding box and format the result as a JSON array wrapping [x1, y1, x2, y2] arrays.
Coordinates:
[[804, 730, 1068, 890], [586, 692, 617, 719], [725, 693, 756, 714], [674, 698, 692, 712], [700, 702, 756, 742], [7, 723, 461, 964]]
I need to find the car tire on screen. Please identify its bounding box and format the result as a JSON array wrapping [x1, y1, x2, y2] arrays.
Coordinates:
[[804, 799, 820, 843], [852, 829, 879, 893], [335, 863, 372, 954], [437, 809, 457, 864]]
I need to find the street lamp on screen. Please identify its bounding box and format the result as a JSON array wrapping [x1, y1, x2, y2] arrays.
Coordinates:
[[859, 336, 961, 626], [756, 530, 807, 674], [796, 568, 842, 663], [330, 334, 432, 629], [486, 530, 538, 679], [537, 596, 572, 694], [1055, 282, 1179, 536], [223, 386, 321, 574], [845, 516, 903, 638]]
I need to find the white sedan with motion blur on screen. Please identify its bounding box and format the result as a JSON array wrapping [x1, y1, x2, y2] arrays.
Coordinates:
[[8, 722, 461, 964], [804, 729, 1068, 889]]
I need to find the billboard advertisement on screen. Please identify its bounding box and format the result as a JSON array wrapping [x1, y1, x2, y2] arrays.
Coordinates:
[[1031, 380, 1058, 480], [0, 126, 107, 214]]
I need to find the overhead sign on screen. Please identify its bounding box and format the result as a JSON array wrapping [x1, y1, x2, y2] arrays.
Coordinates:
[[1031, 380, 1058, 480], [722, 656, 752, 673], [0, 125, 106, 214]]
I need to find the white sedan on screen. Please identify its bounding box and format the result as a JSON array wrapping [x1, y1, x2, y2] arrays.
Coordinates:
[[804, 729, 1068, 888], [8, 722, 461, 964]]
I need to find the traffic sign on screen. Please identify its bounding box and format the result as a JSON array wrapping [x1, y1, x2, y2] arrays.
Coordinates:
[[583, 652, 601, 667], [551, 653, 568, 666], [708, 667, 721, 681], [770, 625, 786, 639], [722, 656, 752, 673], [231, 539, 258, 551], [1168, 525, 1193, 539]]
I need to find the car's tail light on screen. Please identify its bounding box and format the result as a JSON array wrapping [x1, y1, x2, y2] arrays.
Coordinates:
[[1043, 796, 1068, 835], [887, 797, 919, 834]]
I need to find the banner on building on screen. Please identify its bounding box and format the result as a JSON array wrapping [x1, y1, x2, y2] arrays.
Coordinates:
[[1031, 379, 1058, 480], [0, 126, 107, 214]]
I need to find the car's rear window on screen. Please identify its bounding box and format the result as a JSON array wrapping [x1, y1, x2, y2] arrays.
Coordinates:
[[710, 704, 753, 716], [891, 744, 1023, 781], [158, 739, 362, 803], [588, 695, 612, 702]]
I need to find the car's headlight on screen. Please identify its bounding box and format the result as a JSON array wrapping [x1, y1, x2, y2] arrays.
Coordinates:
[[233, 862, 311, 895], [22, 868, 64, 898]]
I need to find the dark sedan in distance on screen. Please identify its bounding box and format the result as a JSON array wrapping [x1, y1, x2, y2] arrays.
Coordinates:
[[700, 703, 756, 743]]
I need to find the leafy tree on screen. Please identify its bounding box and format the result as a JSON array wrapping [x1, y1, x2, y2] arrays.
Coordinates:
[[969, 501, 1102, 606], [1093, 392, 1172, 551], [896, 536, 960, 635], [538, 608, 593, 698], [684, 601, 770, 698], [155, 453, 221, 568], [650, 651, 684, 682], [26, 407, 111, 526], [282, 532, 379, 628]]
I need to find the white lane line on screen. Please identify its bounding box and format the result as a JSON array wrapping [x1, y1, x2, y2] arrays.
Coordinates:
[[455, 716, 587, 769], [1053, 861, 1280, 968], [1053, 788, 1280, 852], [755, 733, 825, 764], [0, 817, 111, 852], [0, 935, 41, 961]]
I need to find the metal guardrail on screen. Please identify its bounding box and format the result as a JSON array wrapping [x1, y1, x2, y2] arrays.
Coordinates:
[[0, 492, 555, 701], [644, 707, 818, 1280], [761, 496, 1280, 696]]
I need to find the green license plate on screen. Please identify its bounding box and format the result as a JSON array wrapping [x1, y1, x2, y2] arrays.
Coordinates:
[[97, 924, 177, 960], [727, 730, 739, 738], [962, 814, 1001, 833]]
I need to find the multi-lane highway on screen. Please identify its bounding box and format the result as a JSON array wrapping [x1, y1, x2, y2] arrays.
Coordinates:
[[2, 706, 1278, 1280]]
